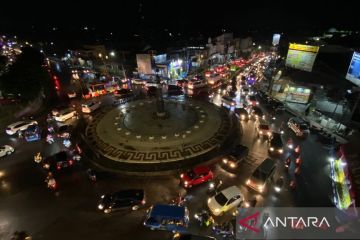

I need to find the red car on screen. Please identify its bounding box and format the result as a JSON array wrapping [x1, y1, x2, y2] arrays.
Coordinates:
[[180, 166, 214, 188]]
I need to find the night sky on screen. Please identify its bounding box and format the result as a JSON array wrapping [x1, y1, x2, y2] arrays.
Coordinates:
[[0, 0, 358, 50]]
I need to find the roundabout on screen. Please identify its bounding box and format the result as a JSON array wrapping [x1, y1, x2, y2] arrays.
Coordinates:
[[82, 98, 238, 174]]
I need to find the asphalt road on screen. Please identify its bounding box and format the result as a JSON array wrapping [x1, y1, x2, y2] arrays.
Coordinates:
[[0, 76, 334, 239]]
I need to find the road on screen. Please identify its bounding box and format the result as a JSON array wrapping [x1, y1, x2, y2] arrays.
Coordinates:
[[0, 72, 334, 240]]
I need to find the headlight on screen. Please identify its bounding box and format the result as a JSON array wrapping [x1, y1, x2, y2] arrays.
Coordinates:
[[207, 198, 211, 204], [223, 159, 228, 164], [101, 195, 105, 199], [241, 115, 245, 119], [258, 185, 264, 192], [184, 181, 188, 185], [270, 147, 274, 151], [214, 208, 220, 213], [267, 132, 271, 136], [246, 179, 251, 185], [278, 149, 283, 154], [230, 162, 236, 168], [180, 174, 184, 178], [98, 204, 104, 210], [259, 130, 263, 134], [274, 186, 281, 192]]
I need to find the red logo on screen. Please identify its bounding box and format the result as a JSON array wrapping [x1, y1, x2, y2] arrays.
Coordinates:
[[238, 211, 261, 233]]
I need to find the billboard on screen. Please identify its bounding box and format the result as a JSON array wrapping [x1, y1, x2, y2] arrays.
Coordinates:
[[136, 54, 153, 74], [272, 34, 281, 46], [285, 43, 319, 72], [346, 52, 360, 86]]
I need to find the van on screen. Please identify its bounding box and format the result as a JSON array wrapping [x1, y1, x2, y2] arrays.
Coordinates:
[[287, 117, 310, 137], [81, 101, 101, 113], [143, 204, 189, 233], [246, 158, 276, 193]]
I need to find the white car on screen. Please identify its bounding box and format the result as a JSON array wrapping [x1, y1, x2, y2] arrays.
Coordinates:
[[0, 145, 14, 157], [6, 120, 38, 135], [81, 101, 101, 113], [207, 186, 243, 216], [54, 109, 77, 122]]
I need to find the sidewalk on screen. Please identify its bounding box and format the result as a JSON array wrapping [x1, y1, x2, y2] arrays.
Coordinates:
[[284, 102, 348, 144]]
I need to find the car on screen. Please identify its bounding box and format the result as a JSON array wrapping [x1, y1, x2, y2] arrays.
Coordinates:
[[234, 108, 249, 120], [145, 80, 158, 88], [167, 85, 183, 96], [247, 95, 259, 106], [221, 96, 236, 107], [222, 144, 249, 169], [246, 158, 276, 193], [176, 79, 188, 88], [268, 99, 285, 111], [67, 91, 77, 99], [42, 151, 74, 171], [256, 121, 272, 138], [180, 166, 214, 188], [98, 189, 145, 213], [131, 78, 146, 85], [51, 105, 68, 117], [6, 120, 38, 135], [54, 109, 77, 122], [81, 101, 101, 113], [207, 186, 243, 216], [114, 88, 133, 98], [172, 233, 216, 240], [24, 125, 41, 142], [56, 124, 72, 138], [268, 133, 284, 154], [0, 145, 14, 157], [288, 117, 310, 137], [251, 106, 265, 120]]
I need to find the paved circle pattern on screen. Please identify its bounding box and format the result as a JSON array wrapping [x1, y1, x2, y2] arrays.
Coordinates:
[[85, 99, 232, 165]]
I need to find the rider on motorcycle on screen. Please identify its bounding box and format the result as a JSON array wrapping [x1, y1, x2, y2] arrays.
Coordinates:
[[34, 152, 42, 163]]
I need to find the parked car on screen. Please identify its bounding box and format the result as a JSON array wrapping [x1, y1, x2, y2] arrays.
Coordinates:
[[180, 166, 214, 188], [81, 101, 101, 113], [114, 88, 133, 98], [222, 145, 249, 169], [54, 109, 77, 122], [288, 117, 310, 137], [0, 145, 14, 158], [98, 189, 145, 213], [268, 133, 284, 155], [6, 120, 38, 136], [207, 186, 243, 216]]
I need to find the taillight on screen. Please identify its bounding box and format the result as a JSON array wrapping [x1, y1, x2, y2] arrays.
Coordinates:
[[69, 160, 73, 165], [141, 199, 146, 205]]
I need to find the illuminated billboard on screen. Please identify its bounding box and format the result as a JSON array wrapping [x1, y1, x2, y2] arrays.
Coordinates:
[[272, 34, 281, 46], [285, 43, 319, 72], [136, 54, 153, 74], [346, 52, 360, 86]]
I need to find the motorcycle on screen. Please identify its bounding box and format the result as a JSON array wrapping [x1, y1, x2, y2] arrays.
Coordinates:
[[86, 168, 97, 182], [274, 177, 284, 192], [63, 139, 71, 148], [194, 210, 214, 227], [34, 152, 42, 163], [171, 194, 186, 206], [46, 177, 57, 190], [212, 221, 234, 238], [46, 134, 54, 144], [208, 178, 223, 195]]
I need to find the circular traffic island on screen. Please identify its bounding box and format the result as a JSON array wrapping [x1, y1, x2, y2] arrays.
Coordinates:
[[82, 99, 237, 175]]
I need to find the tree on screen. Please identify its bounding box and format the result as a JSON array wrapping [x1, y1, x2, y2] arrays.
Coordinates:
[[0, 47, 52, 102]]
